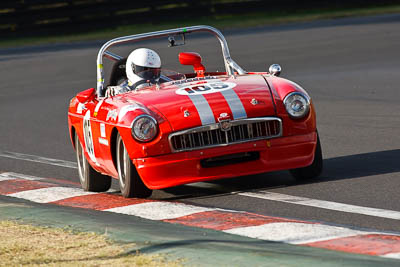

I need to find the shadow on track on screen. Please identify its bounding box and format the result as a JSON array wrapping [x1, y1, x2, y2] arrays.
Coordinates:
[[159, 149, 400, 200], [321, 149, 400, 180]]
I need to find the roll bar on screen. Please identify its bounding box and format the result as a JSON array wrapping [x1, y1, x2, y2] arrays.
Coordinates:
[[96, 25, 246, 96]]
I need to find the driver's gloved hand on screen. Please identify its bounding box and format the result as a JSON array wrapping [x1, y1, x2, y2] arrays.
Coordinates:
[[105, 86, 120, 97]]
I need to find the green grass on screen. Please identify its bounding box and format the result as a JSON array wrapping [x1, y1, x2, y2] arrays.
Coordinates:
[[2, 4, 400, 48]]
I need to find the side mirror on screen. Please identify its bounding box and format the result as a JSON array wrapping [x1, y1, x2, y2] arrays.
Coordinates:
[[179, 52, 205, 77], [168, 34, 185, 47], [269, 64, 282, 76], [76, 88, 96, 103]]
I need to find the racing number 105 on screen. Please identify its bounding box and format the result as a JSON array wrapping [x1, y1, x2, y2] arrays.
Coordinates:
[[184, 82, 229, 94]]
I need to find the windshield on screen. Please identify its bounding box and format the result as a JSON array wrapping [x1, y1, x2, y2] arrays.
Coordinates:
[[161, 69, 186, 81]]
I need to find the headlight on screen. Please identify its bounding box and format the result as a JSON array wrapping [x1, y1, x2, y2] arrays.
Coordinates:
[[131, 114, 158, 142], [283, 92, 310, 119]]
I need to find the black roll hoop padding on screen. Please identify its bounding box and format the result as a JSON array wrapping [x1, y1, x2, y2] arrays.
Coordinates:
[[108, 58, 127, 89]]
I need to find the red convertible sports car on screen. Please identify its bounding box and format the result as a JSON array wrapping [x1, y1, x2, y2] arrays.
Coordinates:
[[68, 25, 322, 198]]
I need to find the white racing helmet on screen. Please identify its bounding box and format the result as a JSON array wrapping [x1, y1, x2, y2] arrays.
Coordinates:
[[126, 48, 161, 85]]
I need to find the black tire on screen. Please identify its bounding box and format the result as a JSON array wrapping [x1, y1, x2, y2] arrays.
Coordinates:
[[290, 132, 323, 181], [116, 133, 152, 198], [75, 133, 111, 192]]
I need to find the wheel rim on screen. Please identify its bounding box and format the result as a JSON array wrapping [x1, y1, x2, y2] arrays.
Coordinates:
[[76, 139, 86, 185], [117, 137, 127, 189]]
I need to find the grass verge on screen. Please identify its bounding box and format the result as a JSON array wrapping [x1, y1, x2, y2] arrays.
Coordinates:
[[1, 4, 400, 48], [0, 220, 183, 267]]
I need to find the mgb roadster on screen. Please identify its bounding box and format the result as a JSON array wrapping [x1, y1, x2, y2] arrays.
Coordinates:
[[68, 25, 322, 198]]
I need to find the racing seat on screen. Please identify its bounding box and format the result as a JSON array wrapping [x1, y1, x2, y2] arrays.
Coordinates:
[[108, 58, 127, 87]]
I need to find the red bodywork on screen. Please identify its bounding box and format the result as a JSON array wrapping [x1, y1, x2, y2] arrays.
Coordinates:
[[68, 73, 317, 189]]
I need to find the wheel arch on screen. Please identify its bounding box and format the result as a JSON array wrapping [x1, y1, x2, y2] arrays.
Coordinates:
[[110, 126, 120, 171], [71, 126, 77, 150]]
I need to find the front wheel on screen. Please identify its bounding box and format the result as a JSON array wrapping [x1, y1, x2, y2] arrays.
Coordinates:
[[75, 133, 111, 192], [116, 133, 152, 198], [290, 132, 323, 181]]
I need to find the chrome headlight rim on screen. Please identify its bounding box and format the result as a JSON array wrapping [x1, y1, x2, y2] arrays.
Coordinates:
[[131, 114, 158, 142], [283, 92, 310, 119]]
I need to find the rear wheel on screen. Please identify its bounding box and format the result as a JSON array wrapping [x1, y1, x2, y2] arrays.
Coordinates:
[[290, 132, 323, 181], [75, 133, 111, 192], [116, 133, 152, 198]]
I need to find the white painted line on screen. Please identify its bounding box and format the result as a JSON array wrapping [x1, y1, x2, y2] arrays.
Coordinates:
[[224, 222, 371, 244], [0, 151, 77, 169], [105, 201, 214, 220], [106, 188, 120, 193], [0, 172, 43, 181], [0, 176, 14, 182], [239, 191, 400, 220], [7, 187, 95, 203], [381, 252, 400, 259]]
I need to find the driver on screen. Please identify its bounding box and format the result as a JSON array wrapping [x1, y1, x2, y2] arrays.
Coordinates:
[[105, 48, 161, 97]]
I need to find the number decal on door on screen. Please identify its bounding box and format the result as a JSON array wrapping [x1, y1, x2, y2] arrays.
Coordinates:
[[83, 111, 97, 164]]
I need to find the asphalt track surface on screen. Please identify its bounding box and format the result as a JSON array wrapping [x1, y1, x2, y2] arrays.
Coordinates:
[[1, 13, 400, 238]]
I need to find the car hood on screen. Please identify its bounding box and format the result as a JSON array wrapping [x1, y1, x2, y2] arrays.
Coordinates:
[[121, 75, 276, 131]]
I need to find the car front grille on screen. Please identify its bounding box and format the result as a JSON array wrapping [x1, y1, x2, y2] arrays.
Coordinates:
[[169, 117, 282, 152]]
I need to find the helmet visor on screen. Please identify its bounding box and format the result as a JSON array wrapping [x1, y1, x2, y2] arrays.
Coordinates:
[[133, 64, 161, 82]]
